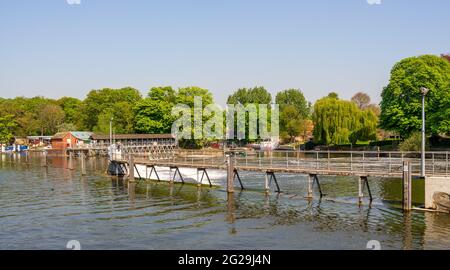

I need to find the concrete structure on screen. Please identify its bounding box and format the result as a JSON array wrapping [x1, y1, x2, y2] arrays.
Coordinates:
[[425, 176, 450, 209]]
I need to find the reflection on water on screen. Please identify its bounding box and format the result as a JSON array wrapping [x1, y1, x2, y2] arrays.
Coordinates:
[[0, 153, 449, 250]]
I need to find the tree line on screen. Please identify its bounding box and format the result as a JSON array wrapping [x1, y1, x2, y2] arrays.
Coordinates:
[[1, 54, 449, 148]]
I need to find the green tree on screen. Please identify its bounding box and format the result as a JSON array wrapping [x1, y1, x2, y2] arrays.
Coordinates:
[[0, 115, 17, 144], [57, 123, 77, 132], [276, 89, 309, 118], [176, 86, 215, 148], [399, 132, 430, 152], [82, 87, 142, 131], [227, 86, 272, 105], [57, 97, 83, 129], [380, 55, 450, 137], [133, 86, 216, 144], [133, 87, 177, 134], [313, 94, 377, 145], [226, 86, 273, 142], [0, 96, 56, 136], [37, 104, 65, 135]]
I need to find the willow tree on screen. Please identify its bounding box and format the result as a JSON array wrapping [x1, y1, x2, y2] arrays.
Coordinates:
[[313, 95, 377, 145]]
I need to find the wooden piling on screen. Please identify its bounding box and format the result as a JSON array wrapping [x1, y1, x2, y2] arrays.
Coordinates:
[[41, 152, 48, 167], [358, 176, 364, 205], [129, 155, 135, 182], [226, 155, 234, 193], [307, 174, 313, 199], [403, 161, 412, 211], [68, 152, 74, 170], [81, 152, 86, 176]]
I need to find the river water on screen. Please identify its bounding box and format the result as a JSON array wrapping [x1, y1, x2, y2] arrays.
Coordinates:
[[0, 153, 449, 250]]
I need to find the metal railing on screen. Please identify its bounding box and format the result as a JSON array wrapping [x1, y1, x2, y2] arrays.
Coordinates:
[[127, 149, 449, 177]]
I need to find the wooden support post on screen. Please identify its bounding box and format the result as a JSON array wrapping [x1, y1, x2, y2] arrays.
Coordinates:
[[358, 176, 364, 205], [227, 155, 234, 193], [403, 161, 412, 211], [81, 152, 86, 176], [264, 173, 270, 194], [169, 167, 173, 184], [68, 152, 74, 170], [307, 174, 314, 199], [197, 168, 200, 187], [129, 155, 135, 182], [41, 152, 48, 167]]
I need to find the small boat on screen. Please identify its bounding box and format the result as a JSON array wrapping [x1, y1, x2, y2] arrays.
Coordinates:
[[259, 137, 279, 151]]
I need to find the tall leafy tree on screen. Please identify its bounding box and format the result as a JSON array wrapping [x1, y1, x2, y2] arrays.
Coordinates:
[[380, 55, 450, 136], [37, 104, 65, 135], [176, 86, 215, 148], [227, 86, 271, 105], [134, 87, 177, 134], [95, 102, 135, 134], [82, 87, 142, 131], [0, 115, 17, 144], [276, 89, 309, 119], [226, 86, 273, 142], [57, 97, 83, 129]]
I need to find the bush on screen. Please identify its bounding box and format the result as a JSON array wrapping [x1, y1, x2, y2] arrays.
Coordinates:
[[399, 132, 429, 152]]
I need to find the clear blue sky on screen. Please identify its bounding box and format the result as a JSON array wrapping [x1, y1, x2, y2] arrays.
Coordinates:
[[0, 0, 449, 105]]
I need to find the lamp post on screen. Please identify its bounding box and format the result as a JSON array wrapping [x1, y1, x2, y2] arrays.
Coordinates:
[[420, 87, 429, 178]]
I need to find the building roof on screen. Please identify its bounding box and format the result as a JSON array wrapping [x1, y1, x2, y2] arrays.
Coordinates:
[[52, 132, 93, 140], [27, 136, 53, 140], [92, 134, 175, 140]]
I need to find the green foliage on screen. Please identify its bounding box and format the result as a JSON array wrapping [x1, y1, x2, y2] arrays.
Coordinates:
[[313, 95, 378, 145], [227, 86, 271, 105], [133, 86, 216, 148], [327, 92, 339, 99], [176, 86, 215, 148], [0, 96, 58, 136], [380, 55, 450, 137], [0, 115, 17, 144], [279, 105, 304, 142], [94, 102, 135, 134], [276, 89, 309, 119], [57, 97, 83, 129], [399, 132, 429, 152], [134, 87, 176, 134], [57, 123, 77, 132], [37, 104, 65, 135], [81, 87, 142, 131]]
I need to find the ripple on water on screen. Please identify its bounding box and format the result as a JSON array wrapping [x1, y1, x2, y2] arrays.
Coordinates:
[[1, 155, 450, 250]]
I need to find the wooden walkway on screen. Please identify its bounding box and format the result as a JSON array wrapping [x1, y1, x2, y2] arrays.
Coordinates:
[[108, 150, 449, 211], [114, 150, 449, 178]]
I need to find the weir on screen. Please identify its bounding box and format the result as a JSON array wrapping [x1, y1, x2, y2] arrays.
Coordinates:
[[42, 148, 450, 211]]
